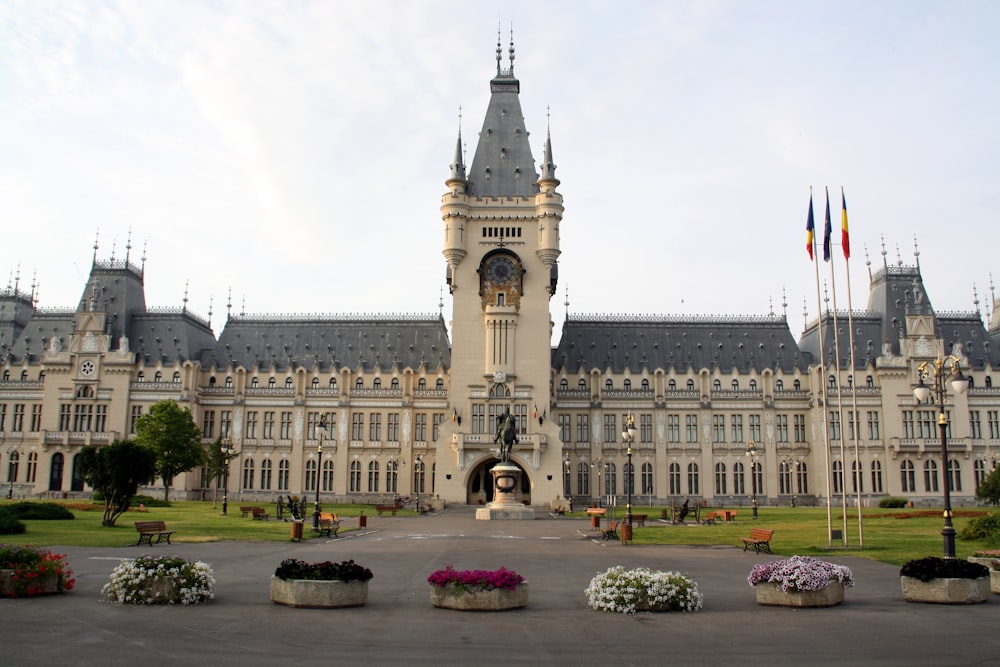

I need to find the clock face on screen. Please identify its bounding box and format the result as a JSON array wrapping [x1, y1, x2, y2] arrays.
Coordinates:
[[487, 257, 516, 285], [80, 360, 95, 377]]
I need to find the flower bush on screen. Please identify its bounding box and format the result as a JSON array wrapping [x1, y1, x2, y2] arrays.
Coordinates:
[[427, 566, 524, 591], [585, 566, 703, 614], [0, 544, 75, 597], [103, 555, 215, 605], [900, 556, 988, 582], [274, 558, 373, 582], [748, 556, 854, 592]]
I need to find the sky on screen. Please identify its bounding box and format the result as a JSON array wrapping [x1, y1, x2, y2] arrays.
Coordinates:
[[2, 0, 998, 343]]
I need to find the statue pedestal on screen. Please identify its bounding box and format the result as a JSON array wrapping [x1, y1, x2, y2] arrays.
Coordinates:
[[475, 462, 535, 521]]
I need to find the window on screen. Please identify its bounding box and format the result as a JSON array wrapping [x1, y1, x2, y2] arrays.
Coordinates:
[[418, 378, 427, 390], [604, 463, 617, 496], [775, 415, 789, 443], [866, 375, 874, 387], [796, 462, 809, 494], [472, 404, 485, 434], [900, 459, 916, 492], [373, 378, 381, 389], [559, 414, 571, 443], [220, 410, 232, 438], [305, 459, 317, 492], [902, 410, 915, 439], [687, 379, 695, 391], [386, 460, 398, 493], [369, 413, 382, 441], [970, 411, 982, 439], [202, 410, 215, 438], [436, 378, 444, 390], [667, 415, 680, 443], [828, 375, 836, 389], [778, 461, 792, 494], [732, 379, 739, 390], [832, 460, 843, 494], [713, 379, 721, 391], [776, 379, 785, 391], [225, 376, 233, 387], [245, 411, 258, 440], [917, 410, 935, 439], [311, 377, 319, 388], [322, 460, 334, 492], [623, 460, 634, 496], [355, 378, 364, 390], [669, 462, 681, 495], [260, 459, 272, 490], [988, 411, 1000, 439], [349, 460, 362, 493], [330, 377, 338, 390], [26, 452, 37, 483], [351, 413, 364, 441], [173, 371, 181, 383], [242, 459, 255, 490], [6, 450, 19, 485], [414, 459, 426, 494], [13, 404, 26, 432], [267, 377, 275, 388], [733, 461, 745, 495], [576, 414, 589, 443], [623, 379, 631, 391], [641, 462, 653, 496], [603, 414, 617, 444], [851, 460, 864, 493], [948, 459, 962, 492], [30, 405, 42, 432], [868, 411, 881, 440], [712, 415, 726, 443], [640, 414, 653, 443], [641, 379, 650, 391], [577, 462, 590, 496], [368, 460, 379, 493], [846, 411, 860, 441], [685, 415, 699, 443], [668, 379, 676, 390], [731, 414, 744, 443], [827, 412, 841, 440], [415, 413, 427, 442], [715, 462, 727, 495], [974, 459, 988, 489], [794, 415, 807, 443], [129, 405, 143, 434], [687, 462, 699, 495], [251, 376, 259, 388], [263, 412, 275, 439], [871, 459, 883, 493], [579, 379, 587, 391], [59, 404, 71, 431], [924, 460, 939, 492], [285, 377, 293, 388], [387, 413, 400, 442], [94, 405, 107, 432], [391, 378, 399, 390], [432, 413, 444, 441], [280, 411, 292, 439], [559, 378, 568, 391], [72, 404, 92, 432], [278, 460, 289, 491], [749, 414, 761, 442]]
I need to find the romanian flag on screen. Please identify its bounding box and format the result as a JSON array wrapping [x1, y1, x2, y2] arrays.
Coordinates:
[[823, 187, 832, 262], [452, 408, 458, 422], [841, 187, 851, 259], [805, 192, 815, 260], [533, 404, 538, 419]]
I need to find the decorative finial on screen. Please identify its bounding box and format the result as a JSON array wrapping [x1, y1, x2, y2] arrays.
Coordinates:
[[241, 294, 246, 318], [207, 295, 214, 329], [822, 280, 830, 313], [93, 229, 100, 264], [880, 234, 888, 270], [141, 240, 147, 275], [768, 295, 775, 317], [913, 234, 920, 270], [109, 239, 117, 263], [496, 24, 502, 75], [183, 279, 189, 311], [508, 24, 515, 74], [226, 287, 233, 321], [782, 285, 788, 320], [438, 286, 444, 316], [895, 244, 902, 267], [802, 296, 809, 330], [125, 227, 132, 265], [864, 244, 872, 279], [564, 285, 570, 318], [973, 283, 981, 317]]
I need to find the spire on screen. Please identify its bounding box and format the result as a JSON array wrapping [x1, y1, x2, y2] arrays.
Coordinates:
[[448, 107, 467, 182], [538, 107, 558, 184], [92, 229, 100, 266]]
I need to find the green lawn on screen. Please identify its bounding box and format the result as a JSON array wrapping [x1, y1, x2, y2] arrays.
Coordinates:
[[2, 499, 996, 565]]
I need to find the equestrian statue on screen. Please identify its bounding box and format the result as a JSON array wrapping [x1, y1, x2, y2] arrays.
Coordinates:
[[494, 410, 518, 463]]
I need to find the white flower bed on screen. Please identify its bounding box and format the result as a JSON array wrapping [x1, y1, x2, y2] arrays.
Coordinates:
[[103, 555, 215, 605], [748, 555, 854, 592], [585, 565, 703, 614]]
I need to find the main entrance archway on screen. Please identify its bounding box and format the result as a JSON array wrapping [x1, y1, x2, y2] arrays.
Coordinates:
[[467, 457, 531, 505]]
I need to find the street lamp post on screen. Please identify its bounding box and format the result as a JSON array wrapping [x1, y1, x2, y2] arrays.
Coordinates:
[[746, 440, 758, 519], [313, 418, 327, 531], [913, 355, 969, 559], [220, 438, 238, 516], [6, 445, 23, 499], [620, 414, 637, 543]]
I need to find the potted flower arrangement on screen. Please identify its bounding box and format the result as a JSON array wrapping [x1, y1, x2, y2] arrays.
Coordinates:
[[748, 555, 854, 607], [0, 544, 75, 597], [103, 555, 214, 605], [585, 565, 703, 614], [899, 556, 989, 604], [427, 565, 527, 611], [270, 558, 373, 608], [968, 549, 1000, 568]]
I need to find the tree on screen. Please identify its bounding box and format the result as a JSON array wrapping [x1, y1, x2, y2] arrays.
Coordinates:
[[134, 400, 205, 502], [976, 466, 1000, 506], [79, 440, 157, 526]]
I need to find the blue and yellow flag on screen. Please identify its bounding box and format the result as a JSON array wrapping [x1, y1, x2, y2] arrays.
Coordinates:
[[805, 193, 815, 260]]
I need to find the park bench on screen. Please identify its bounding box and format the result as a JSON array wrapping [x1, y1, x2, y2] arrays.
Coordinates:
[[631, 514, 647, 527], [251, 507, 269, 521], [375, 504, 399, 517], [602, 520, 620, 541], [135, 520, 175, 546], [741, 528, 774, 553], [700, 511, 718, 526], [239, 506, 254, 518], [318, 512, 341, 538]]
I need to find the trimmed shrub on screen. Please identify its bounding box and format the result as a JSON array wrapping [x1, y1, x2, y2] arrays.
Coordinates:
[[879, 496, 909, 508], [958, 512, 1000, 544], [0, 502, 75, 520], [0, 515, 26, 534]]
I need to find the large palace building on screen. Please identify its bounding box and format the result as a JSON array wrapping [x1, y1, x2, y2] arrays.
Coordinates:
[[2, 46, 999, 511]]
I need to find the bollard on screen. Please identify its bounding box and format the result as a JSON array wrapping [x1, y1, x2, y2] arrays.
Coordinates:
[[358, 512, 367, 529]]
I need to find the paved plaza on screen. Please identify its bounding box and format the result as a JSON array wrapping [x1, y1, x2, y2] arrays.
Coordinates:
[[2, 509, 999, 666]]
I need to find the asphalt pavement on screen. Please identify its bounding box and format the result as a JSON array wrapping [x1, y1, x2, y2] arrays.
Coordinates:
[[2, 508, 999, 666]]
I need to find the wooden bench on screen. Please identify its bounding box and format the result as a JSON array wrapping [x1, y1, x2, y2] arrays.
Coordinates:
[[375, 504, 399, 517], [741, 528, 774, 553], [239, 506, 254, 518], [602, 520, 620, 541], [631, 514, 647, 528], [135, 520, 175, 546], [700, 511, 718, 526], [318, 512, 341, 538], [251, 507, 269, 521]]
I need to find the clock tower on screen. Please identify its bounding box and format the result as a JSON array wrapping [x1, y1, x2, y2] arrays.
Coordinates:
[[437, 38, 565, 507]]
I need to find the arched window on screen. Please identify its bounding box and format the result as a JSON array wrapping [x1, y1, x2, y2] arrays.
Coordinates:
[[871, 459, 884, 493], [355, 378, 364, 390], [322, 460, 334, 492], [623, 379, 631, 391], [986, 376, 993, 388], [776, 379, 786, 391], [715, 462, 727, 495], [259, 459, 272, 490], [413, 459, 426, 495], [796, 462, 809, 494], [832, 460, 843, 494], [76, 385, 94, 399], [172, 371, 181, 383], [154, 371, 162, 382], [436, 378, 445, 390], [368, 460, 380, 493], [304, 459, 317, 492], [285, 377, 293, 388], [641, 462, 654, 496], [604, 462, 617, 496], [851, 460, 864, 493], [137, 371, 145, 382], [779, 461, 792, 494], [828, 375, 836, 388], [669, 462, 681, 495], [225, 376, 233, 387], [751, 461, 763, 497], [329, 377, 337, 389], [948, 459, 962, 492], [732, 379, 739, 390], [559, 378, 568, 390], [733, 461, 745, 495], [579, 379, 587, 391], [974, 459, 988, 489], [866, 375, 874, 387], [749, 379, 757, 391], [623, 460, 634, 496], [686, 379, 695, 391], [278, 459, 290, 491], [577, 462, 590, 496], [242, 459, 255, 490], [391, 378, 399, 390], [687, 462, 699, 495], [605, 379, 613, 391], [386, 460, 398, 494], [209, 376, 217, 387], [268, 377, 276, 388], [923, 460, 939, 493], [713, 379, 721, 391], [668, 379, 677, 390], [373, 378, 381, 389], [641, 379, 650, 390], [251, 376, 259, 388], [349, 460, 362, 493], [20, 370, 28, 381], [311, 377, 319, 388], [418, 378, 427, 390], [900, 459, 916, 493]]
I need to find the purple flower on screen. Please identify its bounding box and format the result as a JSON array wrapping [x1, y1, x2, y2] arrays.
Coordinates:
[[427, 565, 524, 591]]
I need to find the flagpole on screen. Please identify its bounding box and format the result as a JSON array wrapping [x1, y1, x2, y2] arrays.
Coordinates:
[[823, 187, 849, 546], [842, 186, 865, 547], [807, 187, 834, 546]]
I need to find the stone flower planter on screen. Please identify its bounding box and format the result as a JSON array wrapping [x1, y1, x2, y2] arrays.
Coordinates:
[[900, 575, 989, 604], [429, 583, 529, 611], [754, 581, 845, 608], [0, 570, 60, 597], [270, 576, 369, 608]]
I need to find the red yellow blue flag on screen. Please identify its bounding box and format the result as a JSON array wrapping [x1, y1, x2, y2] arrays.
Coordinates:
[[805, 192, 815, 260], [841, 187, 851, 260]]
